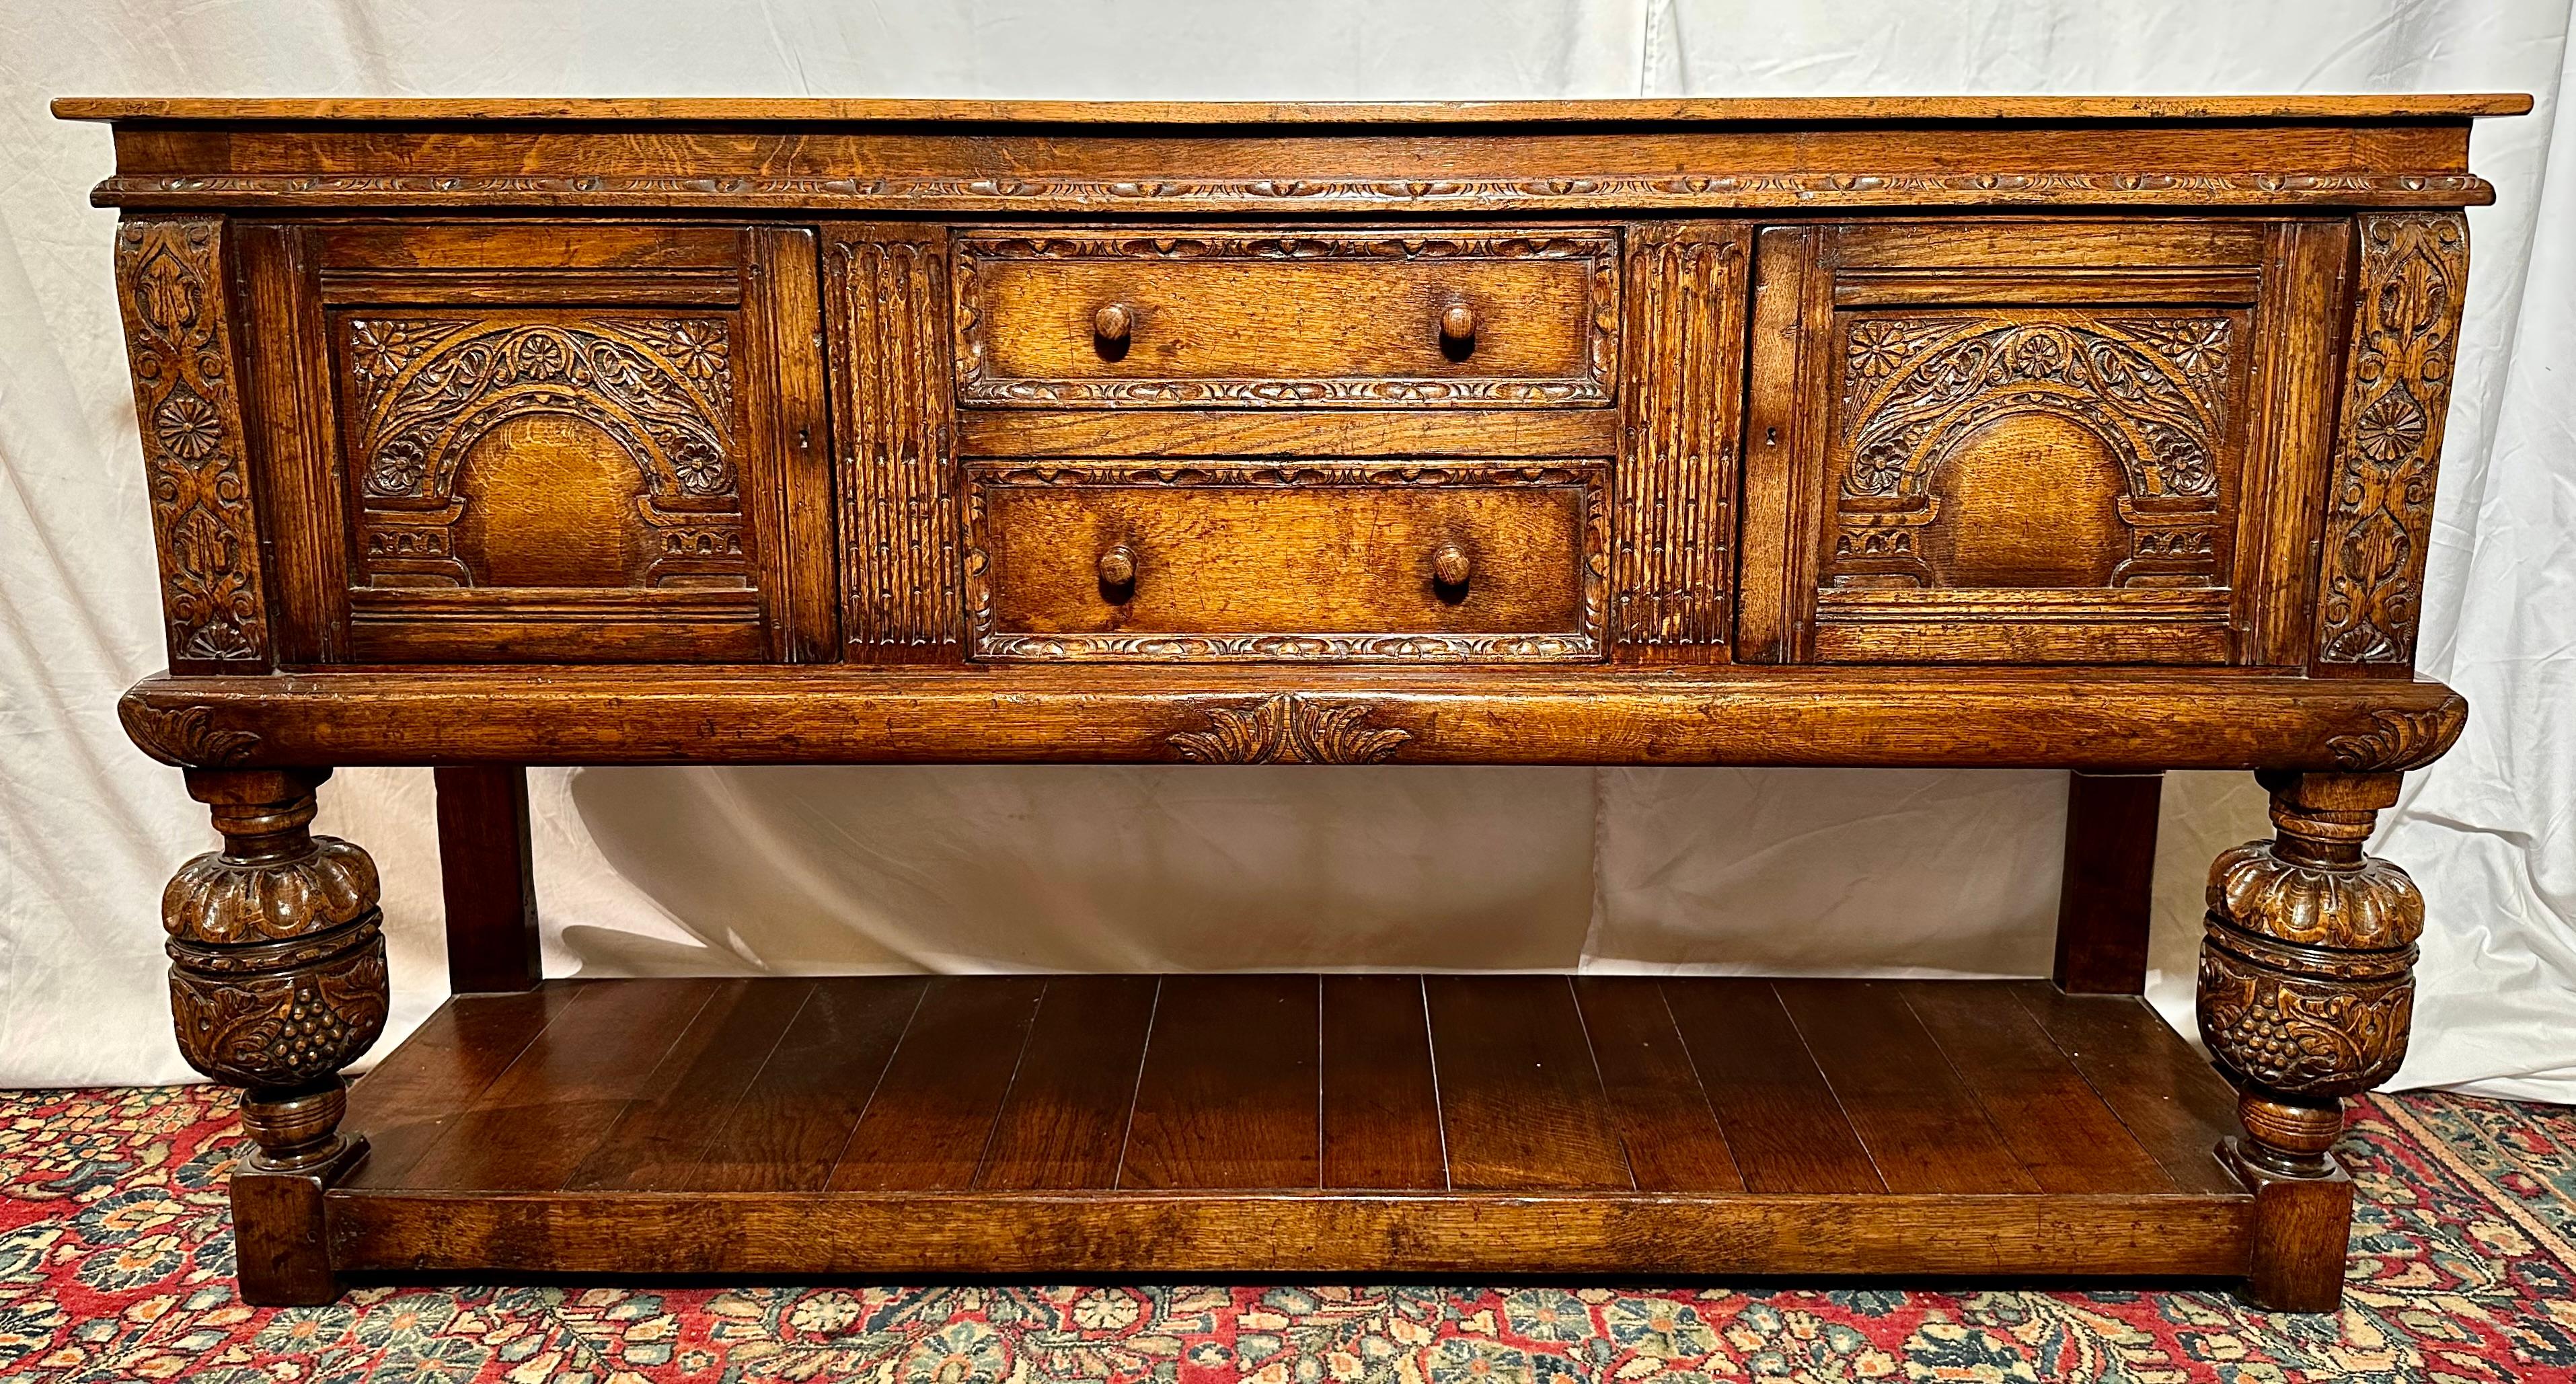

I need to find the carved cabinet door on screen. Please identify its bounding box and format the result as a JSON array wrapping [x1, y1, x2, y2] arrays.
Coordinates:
[[234, 221, 834, 664], [1736, 220, 2349, 666]]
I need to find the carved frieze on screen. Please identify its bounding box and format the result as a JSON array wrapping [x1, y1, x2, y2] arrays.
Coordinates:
[[1168, 694, 1411, 764], [2316, 213, 2470, 668], [114, 218, 270, 669], [96, 169, 2497, 214]]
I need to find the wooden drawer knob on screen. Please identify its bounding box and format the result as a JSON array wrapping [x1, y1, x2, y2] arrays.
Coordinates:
[[1097, 543, 1139, 597], [1093, 303, 1134, 348], [1432, 542, 1472, 590], [1439, 303, 1478, 356]]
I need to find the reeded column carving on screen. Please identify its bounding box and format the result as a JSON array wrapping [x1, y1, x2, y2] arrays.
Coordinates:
[[165, 769, 387, 1171], [2197, 771, 2419, 1180]]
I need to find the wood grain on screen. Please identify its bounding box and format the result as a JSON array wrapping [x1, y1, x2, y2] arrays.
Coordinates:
[[977, 976, 1159, 1190], [54, 93, 2534, 123], [827, 977, 1041, 1192], [1121, 975, 1319, 1190], [1320, 975, 1447, 1190], [2053, 770, 2163, 995], [1573, 977, 1743, 1192], [1427, 976, 1629, 1190], [971, 469, 1599, 660], [432, 765, 541, 993], [693, 976, 926, 1192]]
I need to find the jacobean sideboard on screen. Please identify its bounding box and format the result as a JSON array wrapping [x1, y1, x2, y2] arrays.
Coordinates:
[[61, 94, 2523, 1310]]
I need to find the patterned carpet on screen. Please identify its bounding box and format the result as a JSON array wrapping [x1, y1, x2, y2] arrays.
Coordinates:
[[3, 1087, 2573, 1383]]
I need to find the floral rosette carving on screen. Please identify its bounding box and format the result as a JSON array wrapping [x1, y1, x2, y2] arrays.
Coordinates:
[[162, 837, 381, 946], [168, 921, 388, 1090], [2207, 839, 2424, 952]]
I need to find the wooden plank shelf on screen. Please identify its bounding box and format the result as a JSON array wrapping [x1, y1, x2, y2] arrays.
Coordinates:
[[324, 976, 2257, 1281]]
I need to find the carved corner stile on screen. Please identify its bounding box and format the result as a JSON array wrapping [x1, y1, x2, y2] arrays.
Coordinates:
[[115, 217, 272, 673], [2314, 212, 2469, 672]]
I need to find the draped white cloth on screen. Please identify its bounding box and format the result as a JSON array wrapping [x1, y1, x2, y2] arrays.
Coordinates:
[[3, 0, 2569, 1099]]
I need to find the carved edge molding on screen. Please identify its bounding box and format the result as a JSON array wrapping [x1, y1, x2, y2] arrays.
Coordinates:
[[98, 171, 2497, 212], [115, 217, 271, 670], [120, 699, 262, 767], [961, 461, 1610, 663], [2316, 210, 2470, 670], [1618, 225, 1743, 653], [2324, 697, 2469, 771], [1168, 694, 1411, 764], [831, 232, 962, 660], [952, 231, 1619, 408]]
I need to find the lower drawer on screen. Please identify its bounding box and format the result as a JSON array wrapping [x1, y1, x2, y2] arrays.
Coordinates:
[[964, 462, 1606, 661]]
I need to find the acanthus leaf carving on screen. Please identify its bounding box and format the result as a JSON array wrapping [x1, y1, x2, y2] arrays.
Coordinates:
[[2326, 699, 2469, 772], [2317, 212, 2469, 668], [1168, 694, 1412, 765], [168, 919, 388, 1091], [2195, 936, 2414, 1098], [119, 701, 262, 767]]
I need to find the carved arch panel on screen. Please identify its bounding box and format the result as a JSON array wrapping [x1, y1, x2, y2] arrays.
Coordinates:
[[339, 312, 750, 592], [239, 221, 835, 662], [1828, 311, 2238, 592], [1736, 219, 2341, 667]]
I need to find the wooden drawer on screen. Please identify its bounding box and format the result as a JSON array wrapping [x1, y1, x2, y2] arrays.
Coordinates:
[[965, 463, 1607, 660], [952, 230, 1619, 407]]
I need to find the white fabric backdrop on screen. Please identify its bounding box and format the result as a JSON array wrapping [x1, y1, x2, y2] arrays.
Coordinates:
[[2, 0, 2569, 1098]]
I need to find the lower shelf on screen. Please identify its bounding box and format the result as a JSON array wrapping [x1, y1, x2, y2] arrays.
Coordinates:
[[327, 975, 2255, 1279]]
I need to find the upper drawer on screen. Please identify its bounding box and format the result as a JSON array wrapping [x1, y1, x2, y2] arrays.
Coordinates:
[[952, 229, 1620, 408]]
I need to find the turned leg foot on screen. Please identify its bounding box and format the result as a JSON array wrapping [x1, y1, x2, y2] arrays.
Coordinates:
[[2197, 770, 2421, 1312], [164, 768, 387, 1304]]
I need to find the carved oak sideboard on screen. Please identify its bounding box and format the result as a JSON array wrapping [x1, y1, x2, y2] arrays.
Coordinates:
[[61, 93, 2522, 1311]]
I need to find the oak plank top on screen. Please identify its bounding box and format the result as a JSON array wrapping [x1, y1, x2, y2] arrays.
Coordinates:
[[52, 93, 2532, 124]]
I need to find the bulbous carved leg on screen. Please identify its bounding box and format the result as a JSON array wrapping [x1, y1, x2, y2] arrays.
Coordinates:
[[165, 769, 385, 1304], [2197, 769, 2420, 1311]]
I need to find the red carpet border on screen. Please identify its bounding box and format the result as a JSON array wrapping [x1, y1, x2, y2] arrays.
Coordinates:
[[2, 1085, 2573, 1382]]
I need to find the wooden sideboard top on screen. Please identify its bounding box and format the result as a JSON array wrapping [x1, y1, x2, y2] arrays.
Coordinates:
[[52, 93, 2533, 124], [54, 92, 2527, 213]]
